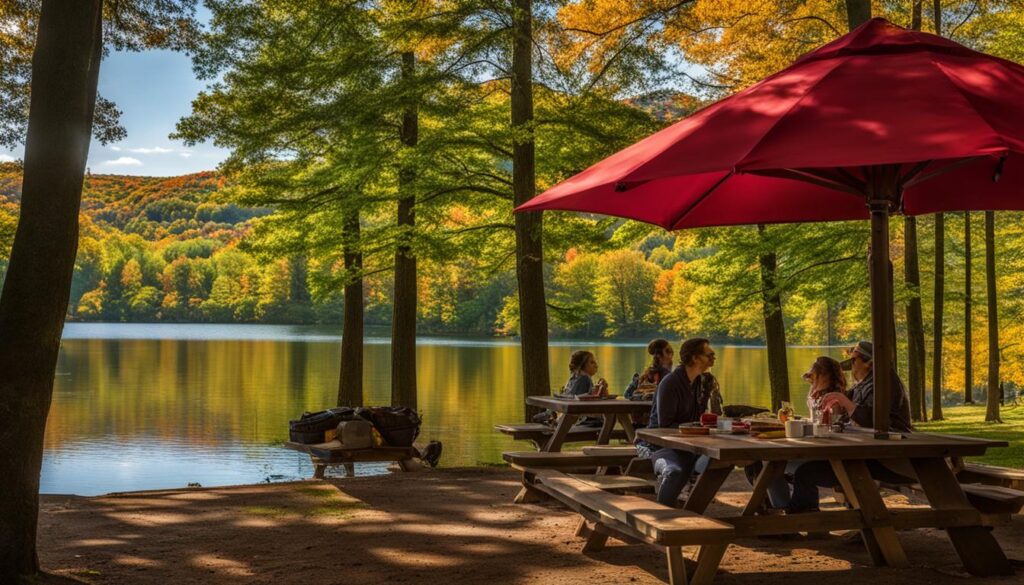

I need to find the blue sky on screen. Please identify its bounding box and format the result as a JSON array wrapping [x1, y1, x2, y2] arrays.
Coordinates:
[[0, 48, 228, 177]]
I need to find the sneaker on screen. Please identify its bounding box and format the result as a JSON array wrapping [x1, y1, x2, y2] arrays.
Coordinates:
[[420, 440, 443, 468]]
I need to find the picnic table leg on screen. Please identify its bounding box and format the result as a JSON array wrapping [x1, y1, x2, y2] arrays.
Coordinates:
[[615, 413, 637, 443], [910, 457, 1013, 577], [683, 462, 733, 513], [514, 469, 548, 504], [689, 544, 728, 585], [311, 457, 327, 479], [665, 546, 689, 585], [543, 413, 579, 452], [829, 459, 908, 568], [741, 460, 787, 516], [596, 415, 616, 445], [343, 463, 355, 477]]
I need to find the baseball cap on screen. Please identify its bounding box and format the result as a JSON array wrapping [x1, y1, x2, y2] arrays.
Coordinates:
[[839, 340, 873, 370]]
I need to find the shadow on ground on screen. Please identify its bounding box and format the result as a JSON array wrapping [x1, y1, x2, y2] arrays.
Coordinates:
[[38, 467, 1023, 585]]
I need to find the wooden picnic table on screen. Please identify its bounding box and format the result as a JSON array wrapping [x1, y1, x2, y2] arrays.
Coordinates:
[[526, 395, 652, 452], [636, 427, 1014, 577]]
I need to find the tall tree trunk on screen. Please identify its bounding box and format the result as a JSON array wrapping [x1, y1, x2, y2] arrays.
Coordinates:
[[0, 1, 103, 581], [964, 212, 973, 403], [931, 213, 945, 420], [845, 0, 872, 30], [390, 51, 418, 409], [337, 210, 363, 407], [929, 1, 945, 421], [757, 224, 789, 410], [512, 0, 551, 421], [904, 217, 925, 421], [984, 211, 1002, 423]]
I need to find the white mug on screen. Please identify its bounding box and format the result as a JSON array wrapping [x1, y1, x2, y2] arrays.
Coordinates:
[[784, 420, 805, 438]]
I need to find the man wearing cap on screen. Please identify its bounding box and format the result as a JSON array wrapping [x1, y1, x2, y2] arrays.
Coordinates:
[[822, 340, 913, 433], [785, 340, 913, 514]]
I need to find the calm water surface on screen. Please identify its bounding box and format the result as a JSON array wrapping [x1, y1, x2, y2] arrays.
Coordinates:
[[44, 323, 845, 495]]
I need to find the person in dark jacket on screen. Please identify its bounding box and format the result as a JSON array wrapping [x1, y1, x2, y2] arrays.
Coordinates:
[[641, 338, 720, 506], [786, 340, 914, 513]]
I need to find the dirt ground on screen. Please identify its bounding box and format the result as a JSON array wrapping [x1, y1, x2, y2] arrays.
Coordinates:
[[38, 467, 1024, 585]]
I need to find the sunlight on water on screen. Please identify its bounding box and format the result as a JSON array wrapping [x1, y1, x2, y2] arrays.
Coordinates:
[[44, 323, 846, 495]]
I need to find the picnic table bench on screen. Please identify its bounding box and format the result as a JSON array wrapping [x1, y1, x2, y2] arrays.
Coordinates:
[[493, 422, 627, 450], [530, 469, 734, 585], [957, 461, 1024, 490], [283, 441, 420, 478]]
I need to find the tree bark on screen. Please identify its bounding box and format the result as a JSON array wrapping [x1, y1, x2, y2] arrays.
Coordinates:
[[845, 0, 872, 30], [512, 0, 551, 421], [904, 217, 925, 421], [984, 211, 1001, 423], [931, 212, 945, 420], [0, 1, 103, 581], [964, 212, 973, 403], [390, 51, 418, 410], [337, 210, 363, 407], [757, 224, 789, 410]]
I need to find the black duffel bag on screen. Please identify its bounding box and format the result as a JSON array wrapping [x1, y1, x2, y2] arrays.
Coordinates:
[[289, 407, 358, 444], [356, 406, 421, 447]]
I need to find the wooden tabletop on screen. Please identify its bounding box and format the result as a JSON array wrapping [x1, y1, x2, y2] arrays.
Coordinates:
[[635, 428, 1007, 462], [527, 395, 652, 414]]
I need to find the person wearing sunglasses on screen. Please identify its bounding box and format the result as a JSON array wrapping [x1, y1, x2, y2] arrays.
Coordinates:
[[637, 338, 722, 507]]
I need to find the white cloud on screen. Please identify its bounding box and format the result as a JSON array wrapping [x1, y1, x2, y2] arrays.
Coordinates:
[[0, 154, 15, 163], [103, 156, 143, 167], [128, 146, 174, 154], [108, 145, 177, 154], [179, 151, 193, 158]]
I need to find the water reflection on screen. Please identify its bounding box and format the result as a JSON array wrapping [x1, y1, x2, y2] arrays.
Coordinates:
[[45, 324, 846, 495]]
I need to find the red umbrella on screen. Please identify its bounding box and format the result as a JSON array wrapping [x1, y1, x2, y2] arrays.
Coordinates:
[[518, 18, 1024, 435]]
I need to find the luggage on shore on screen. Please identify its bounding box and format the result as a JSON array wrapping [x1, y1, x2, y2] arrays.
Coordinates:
[[289, 407, 358, 444], [356, 406, 421, 447]]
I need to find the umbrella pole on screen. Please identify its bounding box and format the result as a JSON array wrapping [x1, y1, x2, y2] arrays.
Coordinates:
[[868, 199, 894, 437]]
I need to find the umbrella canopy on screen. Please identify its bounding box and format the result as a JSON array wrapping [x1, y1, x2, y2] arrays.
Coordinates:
[[517, 18, 1024, 435], [519, 18, 1024, 230]]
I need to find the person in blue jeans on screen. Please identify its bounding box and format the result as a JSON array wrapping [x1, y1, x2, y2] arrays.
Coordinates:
[[637, 337, 721, 507]]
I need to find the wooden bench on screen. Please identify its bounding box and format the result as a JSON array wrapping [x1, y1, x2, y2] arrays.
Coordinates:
[[504, 450, 641, 504], [957, 462, 1024, 491], [898, 482, 1024, 515], [494, 423, 627, 449], [284, 441, 420, 478], [531, 469, 734, 585]]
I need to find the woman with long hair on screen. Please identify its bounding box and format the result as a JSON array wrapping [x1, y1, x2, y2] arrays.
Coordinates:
[[625, 339, 674, 399], [804, 356, 847, 423]]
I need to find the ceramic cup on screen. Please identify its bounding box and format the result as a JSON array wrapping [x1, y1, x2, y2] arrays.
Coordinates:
[[784, 419, 805, 438], [813, 423, 830, 437]]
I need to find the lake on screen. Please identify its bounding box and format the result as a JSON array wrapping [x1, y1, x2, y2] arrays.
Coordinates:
[[44, 323, 847, 495]]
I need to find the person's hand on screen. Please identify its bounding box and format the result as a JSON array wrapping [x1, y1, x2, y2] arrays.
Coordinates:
[[594, 378, 609, 396], [820, 392, 854, 415]]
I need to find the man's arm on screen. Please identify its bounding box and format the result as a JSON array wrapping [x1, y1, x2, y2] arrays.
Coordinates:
[[655, 375, 680, 428]]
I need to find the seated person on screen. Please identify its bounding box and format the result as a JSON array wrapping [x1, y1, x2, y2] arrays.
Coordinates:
[[744, 356, 847, 511], [561, 350, 608, 396], [624, 338, 674, 400], [637, 337, 720, 507], [787, 341, 914, 513]]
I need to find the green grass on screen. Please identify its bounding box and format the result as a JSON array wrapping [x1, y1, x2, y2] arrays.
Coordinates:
[[917, 404, 1024, 468], [243, 506, 293, 518]]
